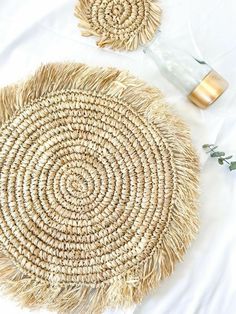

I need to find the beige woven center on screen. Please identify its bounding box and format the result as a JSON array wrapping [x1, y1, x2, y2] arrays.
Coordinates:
[[89, 0, 147, 38], [0, 90, 174, 286]]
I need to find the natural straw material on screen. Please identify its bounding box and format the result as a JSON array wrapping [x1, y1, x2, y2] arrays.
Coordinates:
[[75, 0, 162, 50], [0, 63, 199, 313]]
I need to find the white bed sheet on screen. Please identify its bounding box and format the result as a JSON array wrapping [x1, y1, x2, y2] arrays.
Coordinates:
[[0, 1, 235, 314]]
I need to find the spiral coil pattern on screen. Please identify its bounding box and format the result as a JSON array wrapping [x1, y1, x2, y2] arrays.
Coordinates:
[[75, 0, 162, 50], [0, 89, 175, 286], [0, 64, 199, 314]]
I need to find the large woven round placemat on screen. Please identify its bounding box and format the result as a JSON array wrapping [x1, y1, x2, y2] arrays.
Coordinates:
[[0, 63, 199, 314], [75, 0, 162, 50]]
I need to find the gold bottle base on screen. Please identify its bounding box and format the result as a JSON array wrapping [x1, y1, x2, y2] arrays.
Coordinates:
[[188, 70, 229, 109]]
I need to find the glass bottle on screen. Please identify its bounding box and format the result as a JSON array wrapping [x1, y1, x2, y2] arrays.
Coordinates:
[[144, 40, 229, 109]]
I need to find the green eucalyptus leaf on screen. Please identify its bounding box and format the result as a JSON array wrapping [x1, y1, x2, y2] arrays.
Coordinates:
[[202, 144, 210, 149], [225, 155, 233, 160], [218, 158, 224, 165], [229, 161, 236, 171], [211, 152, 225, 158]]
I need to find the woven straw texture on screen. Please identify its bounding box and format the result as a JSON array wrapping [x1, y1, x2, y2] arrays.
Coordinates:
[[75, 0, 162, 50], [0, 63, 199, 314]]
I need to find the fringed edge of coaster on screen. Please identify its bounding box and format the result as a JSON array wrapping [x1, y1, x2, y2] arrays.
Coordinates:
[[0, 63, 199, 314], [74, 0, 162, 51]]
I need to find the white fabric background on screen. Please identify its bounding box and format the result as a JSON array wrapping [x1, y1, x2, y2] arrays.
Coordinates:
[[0, 0, 235, 313]]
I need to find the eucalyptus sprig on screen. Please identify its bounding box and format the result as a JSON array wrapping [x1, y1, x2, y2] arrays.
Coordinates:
[[203, 144, 236, 171]]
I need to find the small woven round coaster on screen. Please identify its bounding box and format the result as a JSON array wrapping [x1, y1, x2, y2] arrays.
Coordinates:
[[0, 63, 199, 314], [75, 0, 162, 50]]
